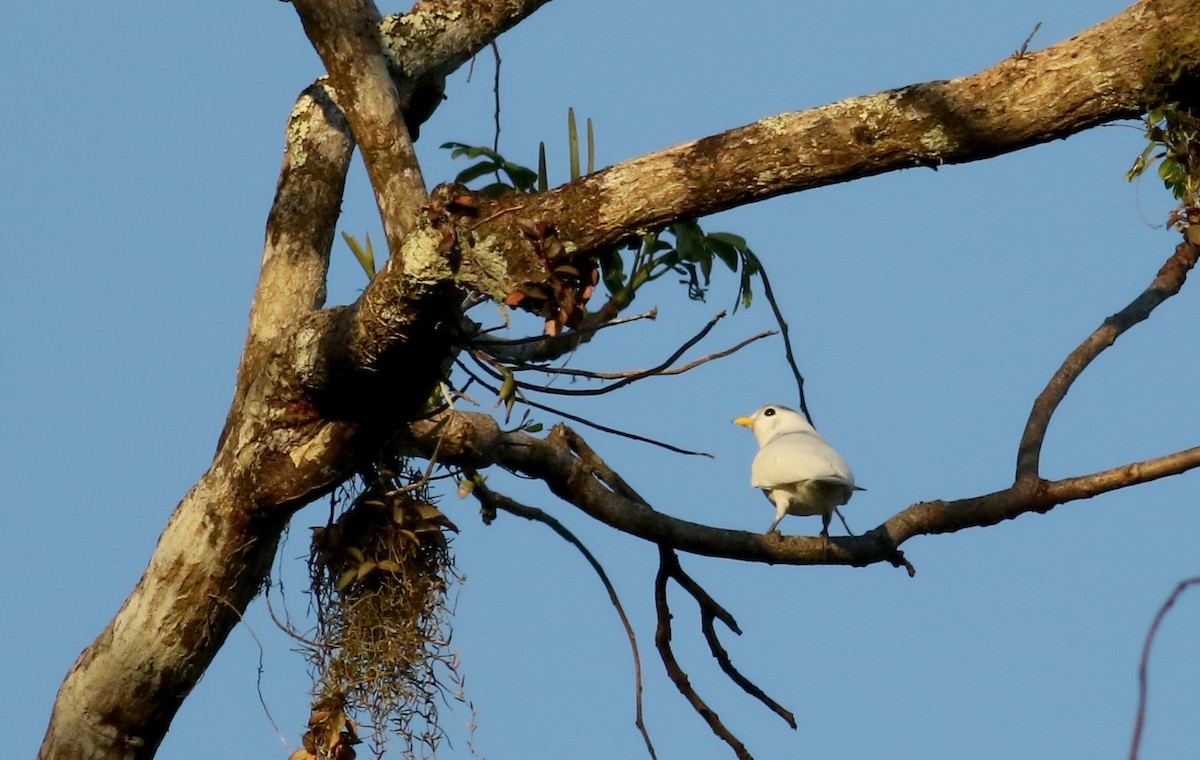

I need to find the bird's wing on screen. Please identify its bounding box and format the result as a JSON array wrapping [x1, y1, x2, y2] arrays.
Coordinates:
[[750, 432, 855, 489]]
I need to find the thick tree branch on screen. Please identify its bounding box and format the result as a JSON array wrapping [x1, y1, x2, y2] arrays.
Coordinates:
[[470, 0, 1200, 256], [38, 472, 290, 759], [221, 83, 354, 447], [379, 0, 553, 84], [1018, 241, 1200, 481], [291, 0, 428, 253]]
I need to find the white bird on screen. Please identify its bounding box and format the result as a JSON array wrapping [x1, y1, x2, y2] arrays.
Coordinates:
[[733, 404, 863, 536]]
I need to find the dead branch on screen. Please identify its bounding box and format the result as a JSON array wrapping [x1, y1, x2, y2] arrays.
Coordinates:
[[453, 358, 715, 457], [478, 314, 772, 400], [471, 480, 657, 760], [655, 546, 751, 760], [1018, 241, 1200, 482], [472, 303, 659, 365], [754, 261, 812, 425], [1129, 576, 1200, 760], [665, 555, 797, 730], [472, 311, 733, 396], [506, 331, 774, 381]]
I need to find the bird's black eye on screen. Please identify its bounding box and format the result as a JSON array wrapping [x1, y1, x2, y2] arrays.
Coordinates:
[[763, 408, 776, 417]]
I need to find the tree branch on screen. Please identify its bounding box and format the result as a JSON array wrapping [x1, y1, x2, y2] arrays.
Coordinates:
[[291, 0, 427, 253], [666, 554, 797, 730], [221, 83, 353, 448], [655, 546, 750, 760], [1129, 577, 1200, 760], [470, 0, 1200, 256], [379, 0, 554, 85], [404, 411, 1200, 572], [1018, 241, 1200, 482]]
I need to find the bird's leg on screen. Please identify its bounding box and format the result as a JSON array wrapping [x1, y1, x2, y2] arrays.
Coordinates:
[[766, 494, 789, 534], [834, 507, 855, 536], [820, 510, 832, 538]]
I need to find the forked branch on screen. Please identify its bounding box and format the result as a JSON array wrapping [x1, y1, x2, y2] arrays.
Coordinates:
[[655, 546, 750, 760], [660, 549, 797, 731]]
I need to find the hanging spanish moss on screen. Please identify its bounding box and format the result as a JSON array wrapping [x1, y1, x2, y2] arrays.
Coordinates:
[[299, 458, 464, 760]]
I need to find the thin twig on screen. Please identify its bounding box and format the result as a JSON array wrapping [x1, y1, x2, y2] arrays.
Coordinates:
[[510, 330, 775, 381], [454, 359, 714, 457], [473, 308, 657, 345], [491, 41, 502, 154], [655, 546, 752, 760], [755, 261, 812, 426], [473, 482, 657, 760], [469, 299, 655, 364], [468, 204, 524, 229], [699, 613, 796, 730], [1015, 21, 1043, 58], [209, 594, 288, 749], [474, 312, 730, 397], [667, 563, 741, 634], [1129, 576, 1200, 760], [264, 587, 330, 651], [1017, 242, 1200, 483], [384, 438, 443, 496]]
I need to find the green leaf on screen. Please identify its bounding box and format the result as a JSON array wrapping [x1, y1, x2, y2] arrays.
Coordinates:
[[537, 142, 548, 192], [441, 142, 504, 162], [568, 108, 580, 180], [735, 247, 762, 312], [477, 182, 517, 199], [598, 249, 626, 294], [455, 161, 500, 184], [587, 118, 595, 175], [501, 162, 538, 192], [671, 220, 707, 262], [699, 249, 713, 282], [341, 232, 376, 280], [706, 231, 749, 250], [705, 235, 740, 271]]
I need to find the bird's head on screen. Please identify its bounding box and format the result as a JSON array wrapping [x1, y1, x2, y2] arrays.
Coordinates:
[[733, 404, 814, 446]]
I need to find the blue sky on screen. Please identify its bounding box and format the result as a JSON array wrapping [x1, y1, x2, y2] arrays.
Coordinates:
[[6, 1, 1200, 758]]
